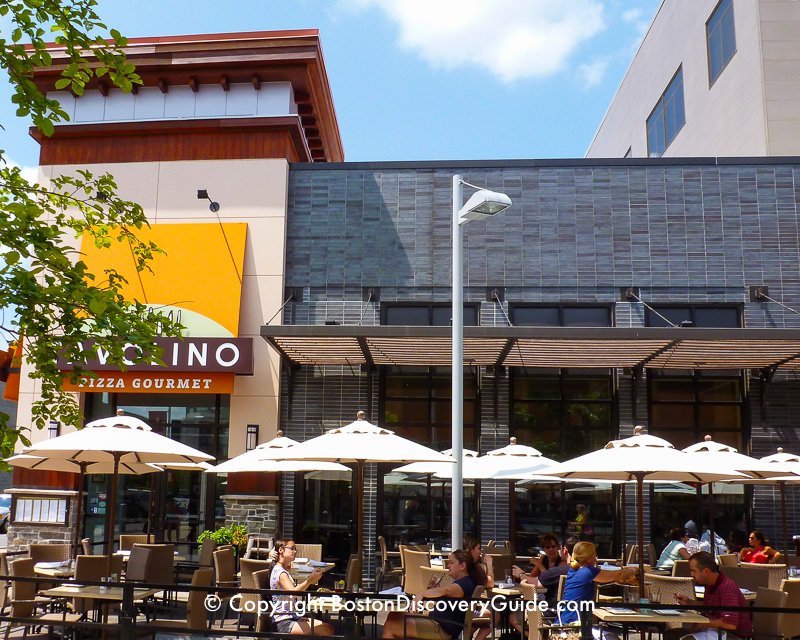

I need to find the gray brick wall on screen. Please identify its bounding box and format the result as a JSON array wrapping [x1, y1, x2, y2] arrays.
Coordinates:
[[280, 160, 800, 572]]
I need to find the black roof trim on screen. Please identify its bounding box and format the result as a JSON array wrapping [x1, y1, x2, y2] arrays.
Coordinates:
[[292, 156, 800, 171]]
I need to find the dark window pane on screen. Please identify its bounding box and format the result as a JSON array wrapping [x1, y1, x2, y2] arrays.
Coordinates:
[[565, 403, 611, 429], [693, 307, 740, 328], [709, 29, 723, 80], [650, 403, 695, 429], [563, 307, 611, 327], [563, 377, 611, 400], [697, 379, 741, 401], [698, 404, 742, 430], [385, 375, 430, 399], [651, 428, 697, 450], [385, 307, 428, 325], [518, 429, 561, 460], [514, 377, 560, 400], [384, 399, 429, 425], [647, 102, 666, 157], [514, 307, 560, 326], [664, 69, 685, 144], [431, 306, 477, 326], [707, 0, 736, 84], [563, 429, 611, 458], [647, 307, 691, 327], [650, 379, 695, 401], [514, 402, 560, 430]]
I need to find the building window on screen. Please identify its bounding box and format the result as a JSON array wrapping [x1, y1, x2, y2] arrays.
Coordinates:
[[382, 303, 479, 327], [646, 67, 686, 157], [707, 0, 736, 85], [644, 305, 741, 329], [511, 304, 612, 327]]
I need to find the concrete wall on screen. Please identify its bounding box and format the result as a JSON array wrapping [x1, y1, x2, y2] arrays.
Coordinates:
[[588, 0, 769, 158]]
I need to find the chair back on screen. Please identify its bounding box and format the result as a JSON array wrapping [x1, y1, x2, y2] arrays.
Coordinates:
[[378, 536, 389, 569], [462, 585, 485, 640], [780, 578, 800, 640], [720, 565, 770, 592], [240, 558, 272, 609], [124, 546, 153, 582], [646, 543, 657, 567], [345, 554, 363, 591], [486, 553, 513, 581], [643, 574, 694, 604], [81, 538, 93, 555], [420, 566, 452, 589], [187, 568, 213, 629], [73, 555, 109, 614], [28, 543, 71, 563], [752, 586, 787, 638], [295, 543, 322, 562], [671, 560, 691, 577], [198, 538, 218, 568], [557, 574, 567, 601], [136, 543, 176, 585], [0, 551, 9, 614], [213, 547, 237, 589], [737, 563, 786, 590], [717, 553, 738, 566], [8, 558, 36, 618], [119, 534, 154, 551], [402, 549, 431, 595], [254, 569, 275, 633], [244, 535, 272, 560], [625, 543, 656, 566]]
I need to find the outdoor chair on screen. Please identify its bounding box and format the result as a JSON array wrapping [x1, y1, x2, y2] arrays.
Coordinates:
[[486, 552, 514, 582], [176, 537, 217, 583], [518, 582, 543, 640], [212, 547, 237, 628], [461, 585, 486, 640], [119, 534, 153, 551], [402, 549, 431, 596], [398, 543, 430, 587], [28, 543, 71, 564], [71, 555, 111, 619], [5, 557, 80, 640], [344, 553, 363, 592], [243, 535, 272, 560], [721, 565, 770, 592], [377, 535, 403, 590], [717, 553, 739, 566], [295, 543, 322, 561], [253, 569, 275, 633], [146, 568, 212, 632], [751, 586, 787, 640], [779, 578, 800, 640], [0, 551, 10, 615], [738, 563, 787, 590], [80, 539, 92, 555], [672, 559, 691, 577], [239, 558, 271, 629]]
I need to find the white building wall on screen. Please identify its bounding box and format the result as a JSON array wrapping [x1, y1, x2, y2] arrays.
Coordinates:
[[587, 0, 769, 158]]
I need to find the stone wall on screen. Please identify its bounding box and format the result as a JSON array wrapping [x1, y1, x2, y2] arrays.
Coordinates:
[[7, 491, 80, 552], [221, 494, 279, 536]]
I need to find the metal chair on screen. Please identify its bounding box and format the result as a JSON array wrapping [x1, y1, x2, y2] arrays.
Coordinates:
[[377, 536, 402, 590]]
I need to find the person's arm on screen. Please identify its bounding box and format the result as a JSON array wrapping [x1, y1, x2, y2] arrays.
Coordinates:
[[528, 557, 546, 577], [278, 568, 323, 592], [483, 555, 495, 588], [678, 547, 691, 560], [421, 580, 465, 600]]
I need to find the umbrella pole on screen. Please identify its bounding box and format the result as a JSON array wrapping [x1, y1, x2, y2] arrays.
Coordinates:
[[708, 483, 716, 557], [105, 453, 121, 570], [73, 462, 88, 557], [781, 481, 788, 558], [356, 461, 365, 555], [636, 473, 645, 598], [620, 484, 627, 559], [147, 472, 156, 540]]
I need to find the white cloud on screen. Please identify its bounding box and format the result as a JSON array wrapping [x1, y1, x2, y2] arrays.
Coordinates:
[[578, 58, 609, 88], [344, 0, 607, 83], [3, 158, 39, 186]]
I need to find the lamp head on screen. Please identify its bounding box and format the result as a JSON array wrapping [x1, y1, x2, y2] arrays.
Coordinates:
[[459, 189, 512, 223]]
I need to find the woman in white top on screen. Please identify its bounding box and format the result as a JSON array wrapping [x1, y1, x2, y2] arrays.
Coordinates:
[[656, 527, 691, 570], [269, 538, 335, 636]]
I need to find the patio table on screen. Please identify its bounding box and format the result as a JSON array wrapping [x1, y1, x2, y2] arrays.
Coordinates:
[[34, 563, 74, 578], [594, 606, 708, 633]]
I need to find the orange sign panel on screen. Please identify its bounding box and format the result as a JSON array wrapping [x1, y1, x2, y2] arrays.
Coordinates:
[[61, 372, 234, 394]]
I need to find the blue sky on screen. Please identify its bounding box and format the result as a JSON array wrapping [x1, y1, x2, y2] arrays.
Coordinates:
[[0, 0, 661, 169]]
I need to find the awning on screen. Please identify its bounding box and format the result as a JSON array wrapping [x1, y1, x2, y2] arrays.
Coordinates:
[[260, 325, 800, 373]]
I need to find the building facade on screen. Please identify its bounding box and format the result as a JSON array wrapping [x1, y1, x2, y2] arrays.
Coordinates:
[[10, 30, 800, 584], [587, 0, 800, 158]]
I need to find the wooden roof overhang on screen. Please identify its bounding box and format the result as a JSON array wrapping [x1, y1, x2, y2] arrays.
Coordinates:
[[29, 30, 343, 163], [260, 325, 800, 377]]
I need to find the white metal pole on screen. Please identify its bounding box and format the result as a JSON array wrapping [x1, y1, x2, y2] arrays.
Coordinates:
[[452, 174, 464, 550]]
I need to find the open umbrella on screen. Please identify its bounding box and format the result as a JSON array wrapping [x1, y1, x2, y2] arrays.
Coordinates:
[[259, 411, 453, 553], [462, 438, 558, 480], [682, 435, 800, 555], [394, 447, 479, 476], [540, 426, 745, 595], [21, 409, 213, 555]]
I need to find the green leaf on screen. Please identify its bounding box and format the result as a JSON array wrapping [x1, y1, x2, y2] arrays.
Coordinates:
[[54, 78, 71, 90]]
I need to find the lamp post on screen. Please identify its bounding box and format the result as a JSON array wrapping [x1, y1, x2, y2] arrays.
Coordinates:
[[451, 175, 511, 549]]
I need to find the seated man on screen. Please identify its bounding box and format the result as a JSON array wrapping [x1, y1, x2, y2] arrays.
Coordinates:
[[672, 551, 752, 640]]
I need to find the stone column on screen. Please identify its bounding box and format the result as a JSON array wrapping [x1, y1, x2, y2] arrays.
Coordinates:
[[221, 494, 280, 536]]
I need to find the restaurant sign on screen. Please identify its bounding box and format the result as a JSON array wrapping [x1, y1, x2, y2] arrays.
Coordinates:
[[58, 338, 254, 374], [61, 372, 235, 394]]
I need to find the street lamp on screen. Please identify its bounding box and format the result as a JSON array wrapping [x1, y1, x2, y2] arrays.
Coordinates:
[[451, 175, 511, 549]]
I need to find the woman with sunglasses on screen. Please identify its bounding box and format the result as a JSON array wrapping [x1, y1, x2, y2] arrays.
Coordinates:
[[269, 539, 335, 636]]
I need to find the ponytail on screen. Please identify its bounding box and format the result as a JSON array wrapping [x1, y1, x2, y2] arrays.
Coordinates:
[[451, 548, 487, 585]]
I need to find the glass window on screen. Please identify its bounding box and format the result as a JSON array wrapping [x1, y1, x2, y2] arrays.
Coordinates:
[[646, 67, 685, 157], [645, 306, 740, 328], [512, 305, 611, 327], [707, 0, 736, 84], [383, 304, 478, 327], [513, 307, 560, 326]]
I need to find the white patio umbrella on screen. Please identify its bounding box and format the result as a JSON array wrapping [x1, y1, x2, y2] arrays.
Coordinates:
[[540, 426, 746, 596], [208, 431, 351, 474], [463, 438, 559, 480], [22, 409, 214, 555], [260, 411, 454, 553], [394, 447, 479, 476], [682, 435, 800, 555]]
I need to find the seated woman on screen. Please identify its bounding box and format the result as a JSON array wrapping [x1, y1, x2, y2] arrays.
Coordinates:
[[740, 530, 782, 564], [382, 549, 483, 640], [269, 538, 335, 636], [656, 527, 691, 570], [559, 541, 637, 638]]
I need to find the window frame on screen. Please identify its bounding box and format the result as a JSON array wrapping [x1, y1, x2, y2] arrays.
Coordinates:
[[509, 303, 615, 328], [380, 302, 481, 327], [706, 0, 737, 86], [646, 66, 686, 158], [643, 303, 743, 328]]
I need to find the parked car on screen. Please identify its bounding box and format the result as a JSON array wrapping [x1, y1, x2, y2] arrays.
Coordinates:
[[0, 494, 11, 533]]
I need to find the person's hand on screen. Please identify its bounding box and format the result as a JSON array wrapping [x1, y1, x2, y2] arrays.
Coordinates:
[[308, 568, 324, 584], [560, 546, 571, 563], [531, 557, 546, 573], [484, 554, 493, 570], [427, 576, 439, 588], [675, 592, 690, 604], [511, 565, 526, 581], [269, 549, 278, 562]]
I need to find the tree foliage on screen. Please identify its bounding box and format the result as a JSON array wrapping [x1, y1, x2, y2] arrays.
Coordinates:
[[0, 0, 181, 455]]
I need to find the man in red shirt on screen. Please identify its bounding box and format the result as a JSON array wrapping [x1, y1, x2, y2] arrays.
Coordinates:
[[672, 552, 752, 640]]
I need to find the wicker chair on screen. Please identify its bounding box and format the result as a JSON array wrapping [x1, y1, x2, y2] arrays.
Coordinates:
[[239, 558, 271, 627], [485, 553, 514, 582], [28, 543, 71, 564], [402, 549, 431, 596], [671, 559, 691, 577], [119, 534, 153, 551], [717, 553, 738, 566], [751, 587, 787, 640], [212, 547, 237, 628], [295, 543, 322, 562], [780, 578, 800, 640], [344, 554, 363, 592], [720, 565, 770, 592], [147, 568, 212, 631], [0, 551, 10, 615], [737, 563, 787, 590], [461, 585, 486, 640], [643, 573, 694, 603], [377, 536, 403, 589], [72, 555, 109, 617], [80, 539, 93, 556], [518, 582, 543, 640], [420, 566, 451, 589]]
